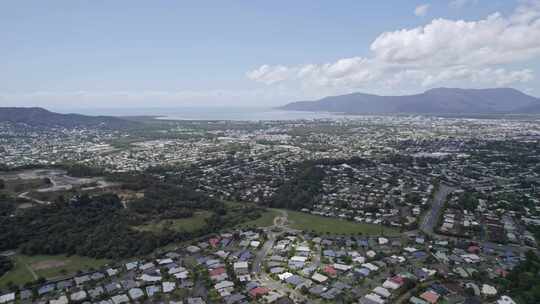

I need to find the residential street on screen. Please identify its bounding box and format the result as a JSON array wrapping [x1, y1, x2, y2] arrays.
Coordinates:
[[252, 210, 313, 303], [420, 184, 455, 235]]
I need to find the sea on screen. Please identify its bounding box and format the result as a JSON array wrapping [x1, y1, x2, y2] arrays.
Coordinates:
[[57, 107, 357, 121]]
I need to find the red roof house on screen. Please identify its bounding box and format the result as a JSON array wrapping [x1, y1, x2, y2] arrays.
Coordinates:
[[390, 275, 405, 286], [209, 238, 220, 247], [249, 287, 270, 298], [323, 265, 337, 277], [420, 291, 440, 304], [209, 267, 226, 277]]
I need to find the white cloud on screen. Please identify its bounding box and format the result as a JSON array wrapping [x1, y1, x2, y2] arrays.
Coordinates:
[[414, 4, 430, 17], [246, 65, 292, 85], [370, 4, 540, 66], [247, 1, 540, 95]]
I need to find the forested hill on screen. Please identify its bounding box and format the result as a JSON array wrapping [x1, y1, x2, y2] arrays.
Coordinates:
[[279, 88, 540, 114], [0, 107, 138, 129]]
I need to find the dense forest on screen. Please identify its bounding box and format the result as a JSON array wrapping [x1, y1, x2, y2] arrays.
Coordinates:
[[0, 173, 263, 259], [270, 157, 373, 210], [0, 194, 168, 259], [0, 198, 15, 217], [64, 163, 105, 178], [0, 255, 13, 277], [496, 251, 540, 304], [270, 162, 324, 210]]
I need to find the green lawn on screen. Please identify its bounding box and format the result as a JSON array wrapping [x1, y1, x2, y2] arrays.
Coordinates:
[[286, 210, 400, 236], [236, 209, 281, 228], [0, 255, 34, 287], [0, 254, 110, 287], [134, 211, 212, 233]]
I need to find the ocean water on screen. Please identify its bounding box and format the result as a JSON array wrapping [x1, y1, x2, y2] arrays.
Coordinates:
[[61, 107, 356, 121]]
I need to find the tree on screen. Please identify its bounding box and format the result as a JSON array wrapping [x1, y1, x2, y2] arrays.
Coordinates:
[[0, 256, 13, 277], [503, 251, 540, 304]]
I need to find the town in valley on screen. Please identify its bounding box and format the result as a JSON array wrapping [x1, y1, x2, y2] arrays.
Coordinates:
[[1, 113, 539, 304]]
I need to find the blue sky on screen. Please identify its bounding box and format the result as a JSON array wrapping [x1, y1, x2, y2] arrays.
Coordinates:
[[1, 0, 538, 109]]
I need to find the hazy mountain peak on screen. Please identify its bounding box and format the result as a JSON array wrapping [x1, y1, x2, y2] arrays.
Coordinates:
[[0, 107, 137, 129], [279, 88, 540, 114]]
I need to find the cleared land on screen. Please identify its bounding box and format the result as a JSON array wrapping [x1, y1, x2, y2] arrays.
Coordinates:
[[286, 210, 400, 236], [1, 178, 50, 193], [0, 254, 109, 287], [133, 211, 212, 233]]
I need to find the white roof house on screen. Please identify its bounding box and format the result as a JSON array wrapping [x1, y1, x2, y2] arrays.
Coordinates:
[[233, 261, 249, 270], [125, 261, 139, 271], [290, 256, 308, 262], [378, 237, 389, 245], [404, 247, 417, 253], [0, 293, 15, 304], [333, 263, 353, 272], [140, 273, 162, 282], [383, 279, 401, 290], [497, 296, 517, 304], [364, 293, 385, 304], [106, 268, 119, 276], [128, 288, 145, 300], [353, 256, 366, 264], [70, 290, 88, 302], [157, 258, 174, 265], [215, 280, 234, 291], [174, 271, 189, 279], [278, 272, 293, 281], [311, 273, 328, 283], [373, 286, 391, 298], [169, 266, 187, 274], [163, 282, 176, 293], [362, 263, 379, 271], [296, 245, 311, 253], [462, 254, 481, 263], [139, 262, 155, 270], [482, 284, 498, 296], [111, 294, 130, 304], [186, 245, 201, 253], [49, 295, 69, 304]]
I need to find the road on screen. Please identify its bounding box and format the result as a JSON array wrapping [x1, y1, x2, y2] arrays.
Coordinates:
[[252, 210, 287, 273], [420, 184, 455, 235], [18, 191, 51, 205], [251, 209, 313, 303], [419, 184, 536, 255], [252, 230, 276, 274]]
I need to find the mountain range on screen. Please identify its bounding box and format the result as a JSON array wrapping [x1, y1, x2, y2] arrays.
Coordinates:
[[0, 107, 137, 129], [279, 88, 540, 114]]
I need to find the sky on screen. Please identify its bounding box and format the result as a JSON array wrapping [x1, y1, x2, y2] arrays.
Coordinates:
[[1, 0, 540, 109]]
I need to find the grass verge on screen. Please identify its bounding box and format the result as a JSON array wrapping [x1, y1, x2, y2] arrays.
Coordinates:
[[286, 210, 400, 236], [236, 209, 281, 229], [0, 254, 109, 288]]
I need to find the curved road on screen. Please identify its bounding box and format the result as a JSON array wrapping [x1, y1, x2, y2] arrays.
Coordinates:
[[252, 210, 312, 303]]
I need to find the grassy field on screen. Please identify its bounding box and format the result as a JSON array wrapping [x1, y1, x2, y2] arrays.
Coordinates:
[[134, 211, 212, 233], [0, 254, 110, 287], [286, 210, 400, 236], [236, 209, 281, 229], [0, 255, 34, 287]]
